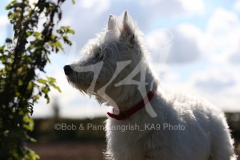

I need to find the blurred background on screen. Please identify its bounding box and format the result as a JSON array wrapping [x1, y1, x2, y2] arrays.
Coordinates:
[[1, 0, 240, 159]]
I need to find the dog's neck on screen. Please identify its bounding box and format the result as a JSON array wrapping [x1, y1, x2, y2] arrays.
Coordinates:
[[117, 87, 154, 111], [115, 74, 158, 112], [107, 89, 156, 120]]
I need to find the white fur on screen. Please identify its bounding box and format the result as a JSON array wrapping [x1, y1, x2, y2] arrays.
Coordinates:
[[65, 11, 236, 160]]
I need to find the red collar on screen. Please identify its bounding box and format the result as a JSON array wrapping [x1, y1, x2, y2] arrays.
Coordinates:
[[107, 90, 156, 120]]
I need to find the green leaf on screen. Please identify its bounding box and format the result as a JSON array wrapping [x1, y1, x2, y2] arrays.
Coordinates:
[[68, 29, 75, 34], [24, 148, 40, 159], [47, 76, 56, 83], [72, 0, 76, 4], [34, 32, 41, 40], [0, 46, 4, 53], [44, 94, 50, 103], [32, 95, 40, 102], [5, 0, 17, 10], [26, 31, 33, 36], [30, 137, 37, 143], [23, 114, 34, 131], [47, 77, 61, 92], [37, 78, 47, 84], [52, 85, 61, 92], [18, 80, 23, 86], [41, 86, 49, 94], [54, 41, 63, 50], [63, 36, 72, 45]]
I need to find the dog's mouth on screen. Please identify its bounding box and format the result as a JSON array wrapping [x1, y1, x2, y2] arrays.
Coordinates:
[[63, 65, 98, 93]]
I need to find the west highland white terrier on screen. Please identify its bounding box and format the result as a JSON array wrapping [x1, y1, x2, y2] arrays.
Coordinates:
[[64, 11, 236, 160]]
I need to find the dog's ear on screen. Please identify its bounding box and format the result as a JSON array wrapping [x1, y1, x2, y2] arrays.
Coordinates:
[[122, 11, 134, 37], [108, 15, 115, 30]]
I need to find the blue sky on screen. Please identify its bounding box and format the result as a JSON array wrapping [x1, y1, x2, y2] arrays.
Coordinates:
[[1, 0, 240, 119]]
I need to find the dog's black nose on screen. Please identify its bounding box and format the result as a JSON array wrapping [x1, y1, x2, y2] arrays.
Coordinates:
[[64, 65, 73, 75]]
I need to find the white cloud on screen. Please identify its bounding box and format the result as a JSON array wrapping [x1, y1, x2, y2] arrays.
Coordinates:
[[146, 24, 203, 64], [146, 8, 240, 65], [160, 65, 240, 112], [204, 8, 240, 63], [160, 70, 180, 83], [167, 24, 203, 63], [155, 8, 240, 112], [140, 0, 205, 16], [147, 29, 173, 48], [234, 0, 240, 11], [179, 0, 204, 14], [79, 0, 110, 14], [0, 16, 8, 27], [146, 29, 173, 65], [207, 8, 239, 34], [192, 68, 237, 92], [229, 49, 240, 63], [58, 1, 111, 53], [59, 0, 206, 55], [188, 66, 240, 112]]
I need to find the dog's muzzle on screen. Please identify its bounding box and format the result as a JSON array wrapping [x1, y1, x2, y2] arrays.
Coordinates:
[[64, 65, 73, 76]]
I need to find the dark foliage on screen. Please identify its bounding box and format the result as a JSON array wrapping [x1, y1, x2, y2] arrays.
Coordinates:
[[0, 0, 75, 159]]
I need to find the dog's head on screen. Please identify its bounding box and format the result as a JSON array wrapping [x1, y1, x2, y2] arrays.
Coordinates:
[[64, 11, 152, 109]]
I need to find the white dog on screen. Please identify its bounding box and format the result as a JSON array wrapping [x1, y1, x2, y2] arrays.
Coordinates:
[[64, 11, 236, 160]]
